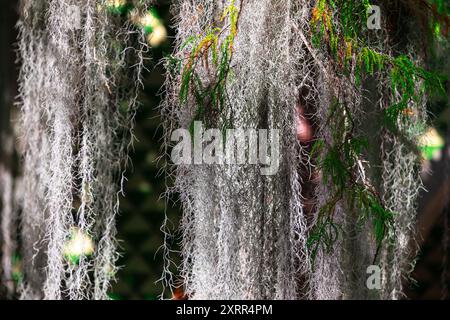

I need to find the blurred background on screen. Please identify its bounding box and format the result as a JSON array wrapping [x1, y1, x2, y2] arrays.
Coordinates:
[[107, 1, 179, 299], [0, 0, 449, 299]]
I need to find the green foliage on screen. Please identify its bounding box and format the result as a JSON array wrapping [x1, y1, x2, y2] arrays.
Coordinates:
[[307, 211, 341, 263], [385, 55, 446, 126], [106, 1, 134, 16], [355, 48, 446, 129], [307, 1, 448, 266], [307, 99, 395, 266], [172, 0, 239, 125], [353, 186, 394, 246], [311, 0, 371, 56], [356, 47, 386, 80], [429, 0, 450, 37], [12, 254, 23, 284], [311, 1, 447, 127]]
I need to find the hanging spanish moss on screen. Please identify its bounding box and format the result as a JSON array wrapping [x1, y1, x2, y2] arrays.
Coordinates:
[[161, 0, 448, 300], [161, 0, 312, 299], [0, 0, 446, 301], [16, 0, 150, 299], [377, 5, 431, 300]]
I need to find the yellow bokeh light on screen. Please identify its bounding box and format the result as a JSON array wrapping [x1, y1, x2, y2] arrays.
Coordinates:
[[63, 228, 95, 261], [147, 25, 167, 47], [418, 127, 444, 148], [106, 0, 127, 8], [140, 13, 159, 29]]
